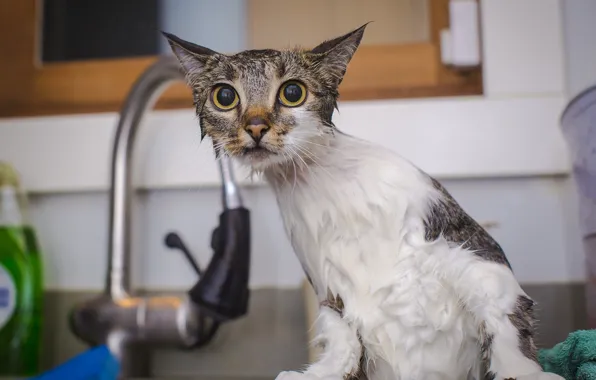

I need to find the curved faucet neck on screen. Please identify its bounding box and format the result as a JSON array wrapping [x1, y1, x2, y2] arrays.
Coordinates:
[[105, 57, 242, 298]]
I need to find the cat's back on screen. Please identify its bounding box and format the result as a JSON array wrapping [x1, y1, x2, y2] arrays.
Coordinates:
[[337, 132, 511, 267]]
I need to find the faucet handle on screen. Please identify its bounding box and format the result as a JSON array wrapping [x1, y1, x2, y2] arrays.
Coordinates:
[[164, 232, 202, 277], [188, 207, 251, 323]]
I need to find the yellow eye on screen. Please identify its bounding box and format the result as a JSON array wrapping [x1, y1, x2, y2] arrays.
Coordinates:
[[212, 84, 239, 110], [278, 81, 307, 107]]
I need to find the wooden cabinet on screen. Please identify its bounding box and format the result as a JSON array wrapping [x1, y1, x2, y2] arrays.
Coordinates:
[[248, 0, 482, 101], [0, 0, 191, 118], [0, 0, 482, 118]]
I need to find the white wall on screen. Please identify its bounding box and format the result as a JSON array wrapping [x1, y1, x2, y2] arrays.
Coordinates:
[[28, 176, 585, 291], [28, 186, 303, 291], [2, 0, 588, 291]]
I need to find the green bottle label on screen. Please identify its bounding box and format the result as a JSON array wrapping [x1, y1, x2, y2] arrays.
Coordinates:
[[0, 262, 16, 329]]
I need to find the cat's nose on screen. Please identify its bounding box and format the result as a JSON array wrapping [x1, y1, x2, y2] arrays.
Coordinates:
[[245, 117, 270, 143]]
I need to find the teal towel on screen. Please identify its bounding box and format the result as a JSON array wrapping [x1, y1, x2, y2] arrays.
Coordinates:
[[539, 329, 596, 380]]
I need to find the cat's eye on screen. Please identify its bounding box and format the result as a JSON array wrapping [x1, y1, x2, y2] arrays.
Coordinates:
[[278, 81, 307, 107], [212, 84, 239, 111]]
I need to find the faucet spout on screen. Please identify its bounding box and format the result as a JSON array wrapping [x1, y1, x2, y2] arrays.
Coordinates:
[[106, 56, 245, 298], [106, 56, 182, 298], [70, 56, 251, 378]]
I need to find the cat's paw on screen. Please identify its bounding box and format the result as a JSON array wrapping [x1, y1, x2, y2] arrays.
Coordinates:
[[514, 372, 565, 380]]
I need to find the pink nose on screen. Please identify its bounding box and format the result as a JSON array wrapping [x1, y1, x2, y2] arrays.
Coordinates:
[[245, 117, 270, 142]]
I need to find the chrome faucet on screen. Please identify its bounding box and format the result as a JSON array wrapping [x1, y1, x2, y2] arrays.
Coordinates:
[[69, 56, 251, 378]]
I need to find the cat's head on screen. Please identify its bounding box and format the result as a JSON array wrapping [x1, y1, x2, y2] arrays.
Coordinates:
[[163, 25, 367, 172]]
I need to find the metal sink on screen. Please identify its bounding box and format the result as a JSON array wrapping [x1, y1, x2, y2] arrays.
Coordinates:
[[26, 288, 308, 379]]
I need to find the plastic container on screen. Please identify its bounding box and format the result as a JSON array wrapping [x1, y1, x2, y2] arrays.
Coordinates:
[[0, 162, 44, 376], [29, 345, 119, 380], [561, 84, 596, 328]]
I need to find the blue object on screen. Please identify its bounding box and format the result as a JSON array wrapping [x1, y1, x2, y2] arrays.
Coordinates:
[[539, 330, 596, 380], [29, 345, 119, 380]]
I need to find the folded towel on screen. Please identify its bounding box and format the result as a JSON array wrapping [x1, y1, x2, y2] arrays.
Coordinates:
[[30, 345, 119, 380], [539, 329, 596, 380]]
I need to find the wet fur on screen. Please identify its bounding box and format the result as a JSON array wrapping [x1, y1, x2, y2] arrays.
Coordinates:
[[164, 25, 561, 380]]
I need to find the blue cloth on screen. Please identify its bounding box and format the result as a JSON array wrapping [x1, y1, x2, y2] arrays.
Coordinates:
[[539, 330, 596, 380], [30, 345, 119, 380]]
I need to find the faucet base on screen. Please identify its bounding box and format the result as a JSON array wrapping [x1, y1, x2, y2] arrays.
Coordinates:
[[70, 292, 205, 378], [112, 340, 151, 379]]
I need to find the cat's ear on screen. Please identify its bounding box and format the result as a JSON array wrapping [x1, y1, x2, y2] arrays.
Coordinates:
[[161, 31, 219, 75], [310, 23, 369, 85]]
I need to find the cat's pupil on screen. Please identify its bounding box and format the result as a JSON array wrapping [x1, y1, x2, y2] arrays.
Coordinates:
[[217, 87, 235, 106], [284, 84, 302, 103]]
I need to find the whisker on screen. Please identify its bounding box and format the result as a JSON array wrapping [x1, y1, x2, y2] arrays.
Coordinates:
[[292, 143, 336, 182], [288, 144, 309, 169], [287, 149, 298, 193], [289, 137, 326, 146], [286, 146, 308, 191], [289, 137, 341, 152]]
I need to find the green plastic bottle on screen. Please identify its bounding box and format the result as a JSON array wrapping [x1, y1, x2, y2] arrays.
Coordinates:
[[0, 162, 43, 376]]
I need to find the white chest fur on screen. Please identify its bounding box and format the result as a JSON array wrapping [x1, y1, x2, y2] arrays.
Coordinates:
[[266, 135, 482, 379]]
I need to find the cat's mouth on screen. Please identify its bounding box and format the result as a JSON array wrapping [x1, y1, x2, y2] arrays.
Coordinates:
[[237, 145, 289, 170], [242, 146, 275, 159]]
